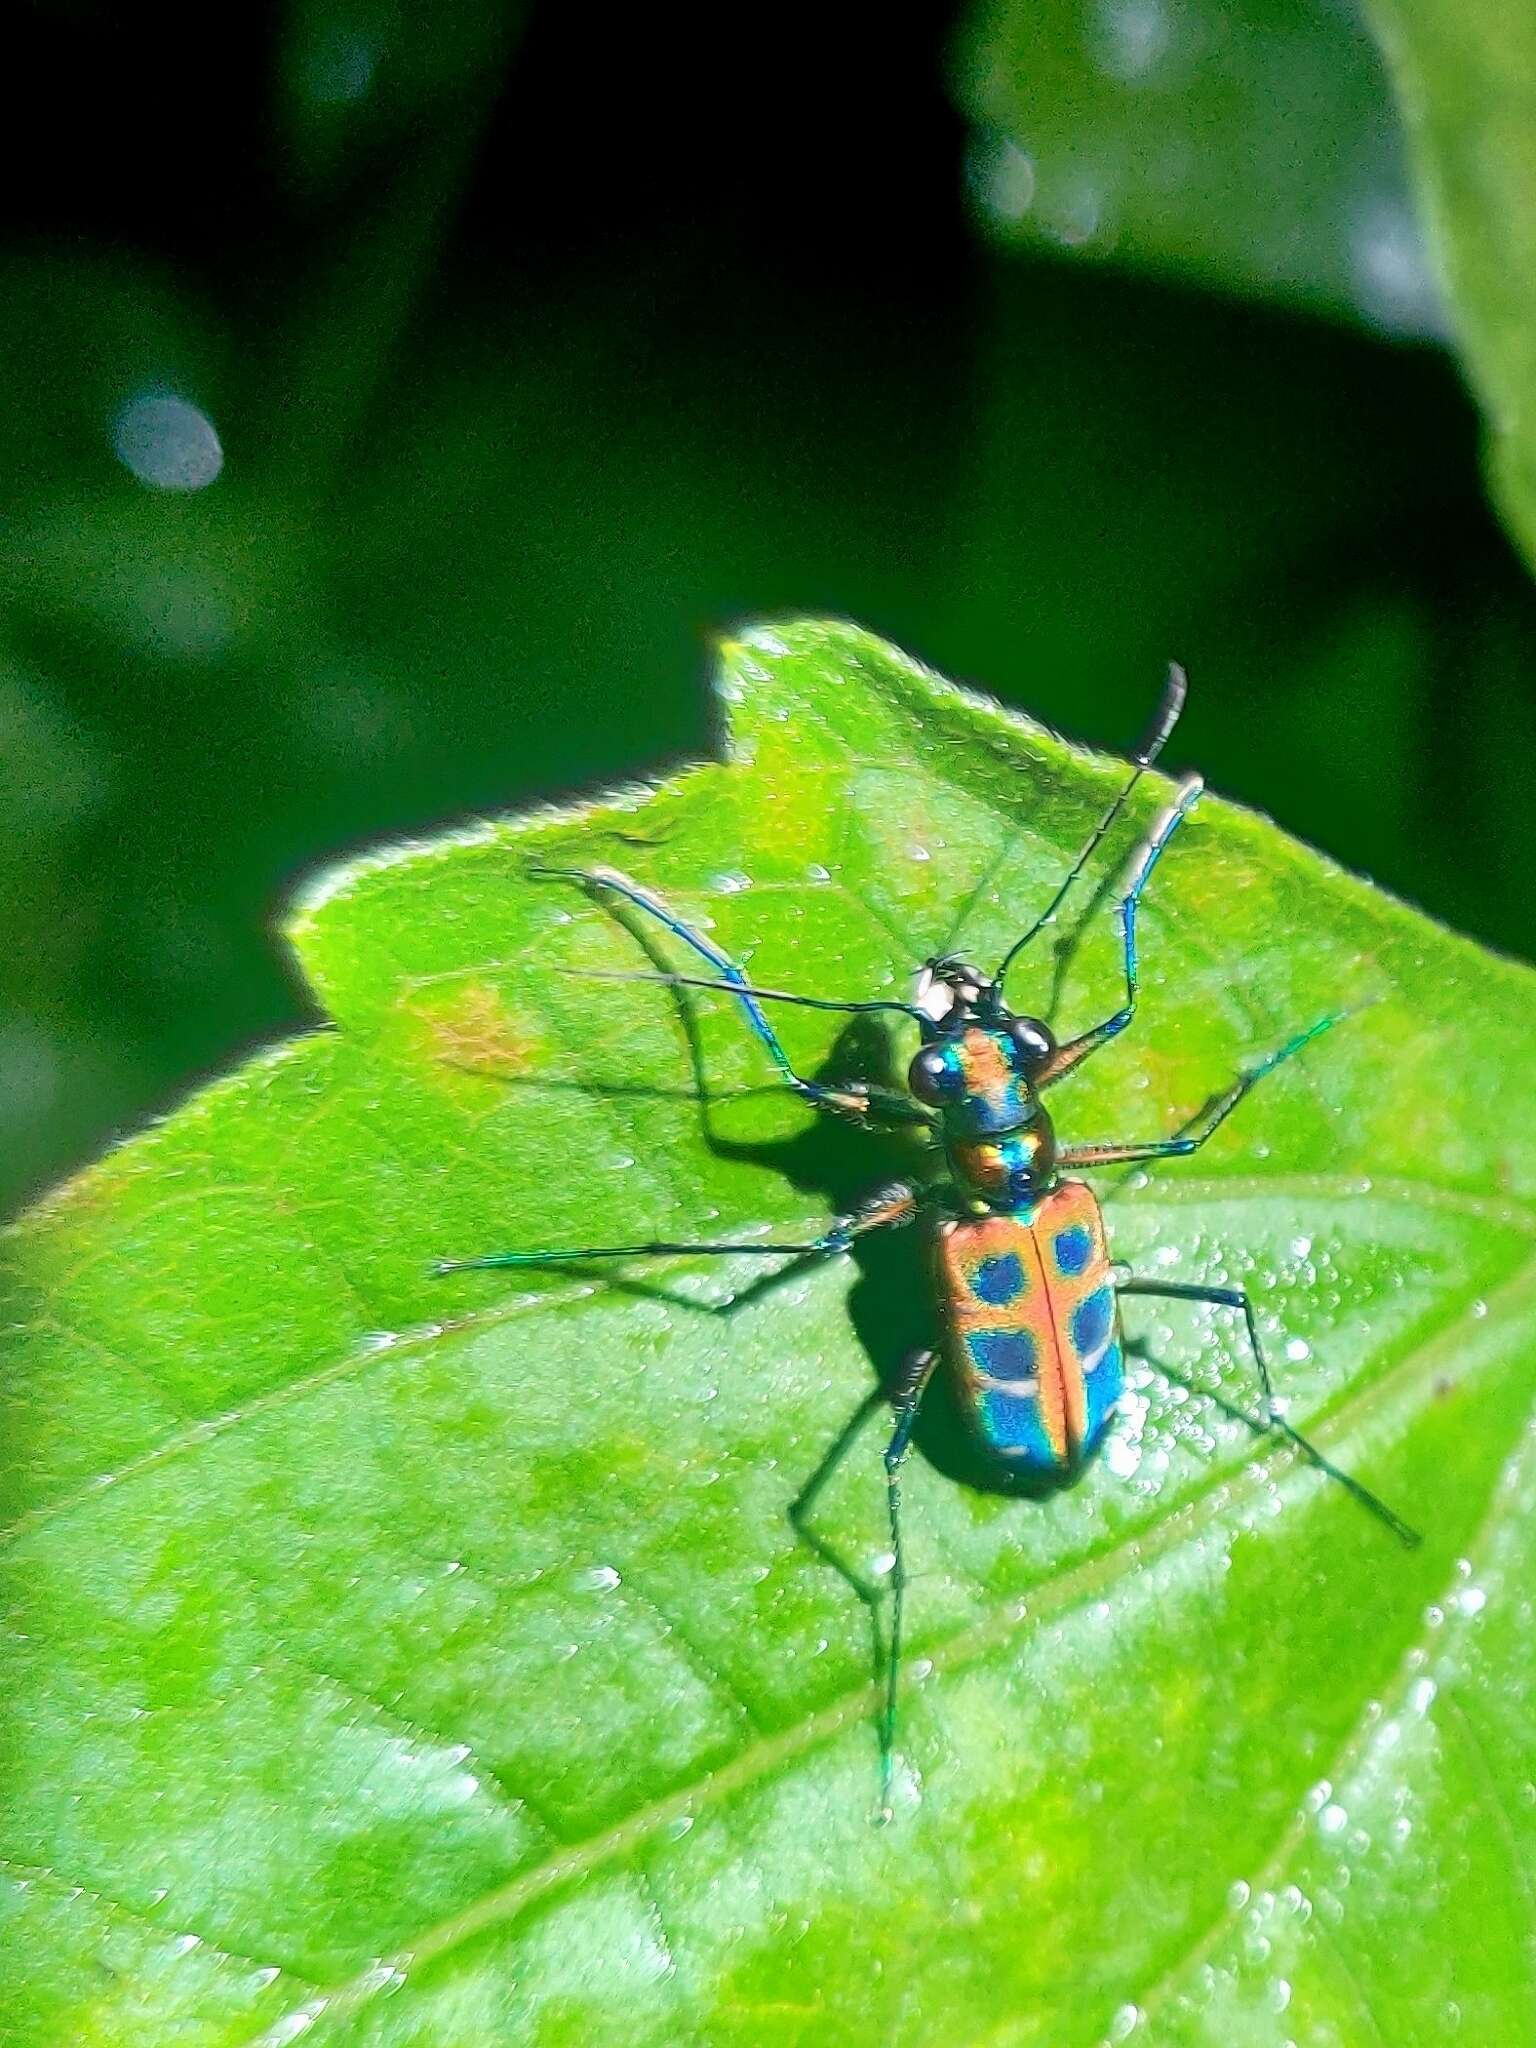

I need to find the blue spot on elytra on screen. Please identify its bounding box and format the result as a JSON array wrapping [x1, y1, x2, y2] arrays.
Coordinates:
[[970, 1328, 1037, 1380], [1071, 1287, 1114, 1360], [1054, 1224, 1092, 1276], [981, 1387, 1063, 1467], [972, 1252, 1024, 1305]]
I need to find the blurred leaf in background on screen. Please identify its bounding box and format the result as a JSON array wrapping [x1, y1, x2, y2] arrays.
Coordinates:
[[0, 2, 1531, 1225], [959, 0, 1444, 333], [1364, 2, 1536, 567]]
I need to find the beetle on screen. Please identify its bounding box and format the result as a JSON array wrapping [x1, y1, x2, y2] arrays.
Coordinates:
[[435, 668, 1418, 1813]]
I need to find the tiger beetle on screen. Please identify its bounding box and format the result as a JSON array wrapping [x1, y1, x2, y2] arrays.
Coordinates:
[[435, 667, 1419, 1817]]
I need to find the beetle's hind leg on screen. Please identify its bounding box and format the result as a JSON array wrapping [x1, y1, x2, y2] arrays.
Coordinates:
[[1119, 1277, 1419, 1547], [880, 1346, 941, 1819], [789, 1345, 940, 1823]]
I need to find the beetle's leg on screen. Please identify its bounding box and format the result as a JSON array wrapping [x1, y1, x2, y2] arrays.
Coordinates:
[[433, 1178, 923, 1276], [1037, 774, 1203, 1086], [1055, 1010, 1345, 1170], [788, 1343, 941, 1822], [1118, 1278, 1419, 1546], [879, 1345, 941, 1820], [787, 1384, 890, 1802], [536, 864, 931, 1128]]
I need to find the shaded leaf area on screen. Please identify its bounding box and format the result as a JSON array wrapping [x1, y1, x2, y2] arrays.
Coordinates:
[[955, 0, 1443, 334], [3, 623, 1534, 2045], [1364, 1, 1536, 572]]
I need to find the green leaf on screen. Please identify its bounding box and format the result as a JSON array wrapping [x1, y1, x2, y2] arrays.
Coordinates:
[[1363, 1, 1536, 569], [4, 620, 1533, 2045], [956, 0, 1444, 334]]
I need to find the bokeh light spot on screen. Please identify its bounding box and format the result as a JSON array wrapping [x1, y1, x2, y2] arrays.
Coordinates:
[[111, 391, 224, 492]]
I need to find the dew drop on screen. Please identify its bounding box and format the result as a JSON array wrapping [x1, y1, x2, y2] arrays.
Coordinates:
[[265, 2011, 323, 2045], [356, 1963, 406, 1996]]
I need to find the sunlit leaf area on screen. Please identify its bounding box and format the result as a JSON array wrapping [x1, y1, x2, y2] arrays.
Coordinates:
[[4, 6, 1535, 2044]]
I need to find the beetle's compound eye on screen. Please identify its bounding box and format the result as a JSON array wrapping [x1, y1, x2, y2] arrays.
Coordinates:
[[1007, 1015, 1056, 1067], [908, 1045, 962, 1106]]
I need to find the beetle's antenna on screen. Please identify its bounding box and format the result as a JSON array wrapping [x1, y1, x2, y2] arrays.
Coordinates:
[[992, 663, 1186, 997]]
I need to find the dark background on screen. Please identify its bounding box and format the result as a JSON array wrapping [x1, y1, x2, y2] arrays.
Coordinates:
[[4, 0, 1533, 1216]]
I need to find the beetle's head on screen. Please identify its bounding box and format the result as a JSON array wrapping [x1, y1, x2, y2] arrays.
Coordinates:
[[914, 955, 994, 1032]]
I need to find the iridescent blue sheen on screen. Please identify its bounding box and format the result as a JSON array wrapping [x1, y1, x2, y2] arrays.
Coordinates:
[[980, 1387, 1058, 1466], [1081, 1341, 1124, 1452]]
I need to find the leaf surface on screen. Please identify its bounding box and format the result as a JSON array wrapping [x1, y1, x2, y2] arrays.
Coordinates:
[[4, 621, 1534, 2045]]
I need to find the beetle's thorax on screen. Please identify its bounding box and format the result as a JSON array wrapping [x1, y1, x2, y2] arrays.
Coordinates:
[[915, 1020, 1058, 1212], [925, 1023, 1041, 1135]]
